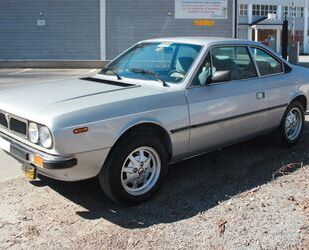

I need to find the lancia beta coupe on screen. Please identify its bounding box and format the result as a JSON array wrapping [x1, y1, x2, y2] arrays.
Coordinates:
[[0, 37, 308, 204]]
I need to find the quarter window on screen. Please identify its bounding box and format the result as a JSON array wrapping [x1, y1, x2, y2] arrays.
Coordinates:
[[250, 47, 283, 76]]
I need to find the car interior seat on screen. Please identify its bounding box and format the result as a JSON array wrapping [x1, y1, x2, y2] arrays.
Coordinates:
[[212, 56, 239, 80]]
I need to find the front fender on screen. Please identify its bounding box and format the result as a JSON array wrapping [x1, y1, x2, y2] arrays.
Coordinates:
[[114, 117, 170, 144]]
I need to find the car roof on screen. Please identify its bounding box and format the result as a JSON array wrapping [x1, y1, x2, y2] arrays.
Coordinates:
[[140, 37, 259, 46], [139, 36, 291, 68]]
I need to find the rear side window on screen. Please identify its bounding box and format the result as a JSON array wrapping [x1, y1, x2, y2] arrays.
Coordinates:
[[211, 46, 257, 81], [250, 47, 283, 76]]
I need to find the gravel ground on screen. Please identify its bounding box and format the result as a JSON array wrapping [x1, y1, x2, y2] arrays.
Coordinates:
[[0, 129, 309, 249]]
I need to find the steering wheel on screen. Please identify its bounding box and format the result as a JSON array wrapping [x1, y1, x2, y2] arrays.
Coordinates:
[[168, 69, 186, 81]]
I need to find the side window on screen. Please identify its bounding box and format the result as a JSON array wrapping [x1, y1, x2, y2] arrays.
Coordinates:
[[250, 47, 283, 76], [192, 46, 257, 86], [211, 46, 257, 81]]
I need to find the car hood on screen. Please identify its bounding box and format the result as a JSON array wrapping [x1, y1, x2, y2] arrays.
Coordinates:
[[0, 76, 169, 126]]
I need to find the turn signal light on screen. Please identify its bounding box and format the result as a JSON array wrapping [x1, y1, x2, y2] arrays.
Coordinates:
[[73, 127, 89, 134], [33, 155, 44, 167]]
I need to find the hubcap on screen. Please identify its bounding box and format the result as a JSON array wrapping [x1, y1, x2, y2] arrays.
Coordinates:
[[121, 146, 161, 196], [285, 107, 302, 141]]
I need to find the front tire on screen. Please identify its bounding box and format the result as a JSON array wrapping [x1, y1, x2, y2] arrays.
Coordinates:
[[279, 101, 305, 146], [99, 131, 168, 205]]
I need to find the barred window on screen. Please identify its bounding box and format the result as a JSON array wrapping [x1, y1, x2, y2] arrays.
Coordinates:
[[252, 5, 260, 15], [252, 5, 277, 16], [283, 6, 289, 18], [239, 4, 248, 16], [290, 7, 297, 17], [269, 5, 277, 14], [260, 5, 268, 16], [297, 7, 304, 17]]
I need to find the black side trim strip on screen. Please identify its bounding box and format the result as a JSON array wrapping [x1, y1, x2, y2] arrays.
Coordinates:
[[171, 104, 288, 133], [81, 77, 135, 87], [43, 158, 77, 170], [170, 126, 191, 134]]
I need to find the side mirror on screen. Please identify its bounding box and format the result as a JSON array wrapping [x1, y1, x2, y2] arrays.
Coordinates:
[[210, 70, 231, 83]]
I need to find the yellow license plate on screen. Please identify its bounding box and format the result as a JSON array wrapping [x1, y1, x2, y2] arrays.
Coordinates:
[[21, 164, 37, 180]]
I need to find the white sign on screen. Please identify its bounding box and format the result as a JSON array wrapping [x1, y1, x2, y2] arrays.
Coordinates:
[[175, 0, 228, 19]]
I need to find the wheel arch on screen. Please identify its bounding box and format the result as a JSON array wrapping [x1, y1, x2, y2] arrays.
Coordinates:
[[289, 94, 307, 111], [112, 121, 173, 160]]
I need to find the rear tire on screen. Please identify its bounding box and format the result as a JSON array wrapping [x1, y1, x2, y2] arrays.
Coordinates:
[[278, 101, 305, 146], [99, 130, 168, 205]]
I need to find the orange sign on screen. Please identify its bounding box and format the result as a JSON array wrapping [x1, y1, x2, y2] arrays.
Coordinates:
[[193, 19, 215, 27]]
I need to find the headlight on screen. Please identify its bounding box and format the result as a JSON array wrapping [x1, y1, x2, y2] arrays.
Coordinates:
[[28, 123, 39, 143], [39, 126, 53, 148]]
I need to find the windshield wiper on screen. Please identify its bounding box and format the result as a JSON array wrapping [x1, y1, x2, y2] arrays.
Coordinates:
[[128, 68, 169, 87], [100, 67, 122, 80]]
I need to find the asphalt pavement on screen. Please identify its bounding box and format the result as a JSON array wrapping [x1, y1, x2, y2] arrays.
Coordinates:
[[0, 68, 99, 182]]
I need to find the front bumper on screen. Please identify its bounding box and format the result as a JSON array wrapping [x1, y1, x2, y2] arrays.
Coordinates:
[[0, 130, 77, 169], [0, 131, 110, 181]]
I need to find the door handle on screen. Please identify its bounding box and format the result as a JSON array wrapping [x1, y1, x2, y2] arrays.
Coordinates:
[[256, 92, 265, 99]]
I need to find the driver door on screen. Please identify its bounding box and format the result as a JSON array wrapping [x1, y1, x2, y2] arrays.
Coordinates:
[[186, 45, 267, 153]]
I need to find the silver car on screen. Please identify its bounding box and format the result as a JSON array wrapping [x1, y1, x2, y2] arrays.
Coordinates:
[[0, 37, 308, 204]]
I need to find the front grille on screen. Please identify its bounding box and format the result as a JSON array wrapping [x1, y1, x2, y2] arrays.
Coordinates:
[[0, 111, 27, 137], [11, 118, 27, 135], [0, 113, 8, 128]]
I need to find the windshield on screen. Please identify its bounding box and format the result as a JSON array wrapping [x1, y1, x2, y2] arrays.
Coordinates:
[[101, 42, 202, 84]]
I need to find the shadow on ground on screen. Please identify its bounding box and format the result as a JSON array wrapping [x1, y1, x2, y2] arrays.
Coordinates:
[[31, 121, 309, 229]]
